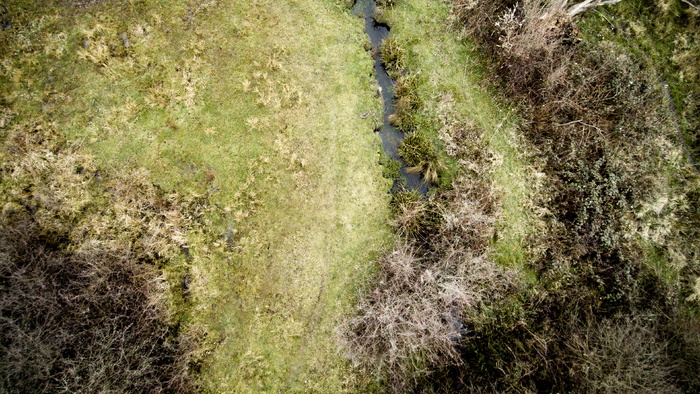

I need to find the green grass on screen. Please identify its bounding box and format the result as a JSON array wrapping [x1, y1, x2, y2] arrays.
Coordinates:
[[1, 0, 392, 391], [381, 0, 540, 274]]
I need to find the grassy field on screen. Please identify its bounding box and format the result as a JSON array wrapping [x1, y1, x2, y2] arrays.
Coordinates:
[[5, 0, 697, 392], [379, 0, 540, 272], [2, 0, 392, 391]]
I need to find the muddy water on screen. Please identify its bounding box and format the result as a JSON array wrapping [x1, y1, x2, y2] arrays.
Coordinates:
[[353, 0, 427, 194]]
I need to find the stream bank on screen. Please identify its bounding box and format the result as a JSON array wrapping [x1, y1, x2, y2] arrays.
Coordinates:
[[352, 0, 427, 194]]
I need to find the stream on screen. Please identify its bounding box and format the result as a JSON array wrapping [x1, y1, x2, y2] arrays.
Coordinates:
[[352, 0, 428, 194]]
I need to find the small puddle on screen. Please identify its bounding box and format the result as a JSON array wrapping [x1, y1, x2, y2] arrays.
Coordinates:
[[353, 0, 427, 194]]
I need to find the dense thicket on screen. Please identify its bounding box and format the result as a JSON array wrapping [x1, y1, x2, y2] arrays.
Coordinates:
[[447, 0, 700, 391]]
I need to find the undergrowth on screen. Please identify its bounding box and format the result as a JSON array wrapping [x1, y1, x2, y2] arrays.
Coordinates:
[[578, 0, 700, 163], [446, 0, 700, 391], [345, 0, 700, 391], [0, 119, 208, 392]]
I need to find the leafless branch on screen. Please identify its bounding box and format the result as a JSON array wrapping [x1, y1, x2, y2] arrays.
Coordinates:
[[568, 0, 623, 17], [681, 0, 700, 11]]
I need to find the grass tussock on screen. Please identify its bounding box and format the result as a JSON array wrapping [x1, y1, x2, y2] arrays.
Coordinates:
[[398, 132, 443, 183], [380, 35, 405, 78], [392, 73, 423, 130], [376, 0, 398, 8]]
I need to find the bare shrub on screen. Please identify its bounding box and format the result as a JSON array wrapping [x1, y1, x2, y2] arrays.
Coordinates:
[[342, 242, 513, 391], [343, 170, 517, 391], [567, 316, 679, 393]]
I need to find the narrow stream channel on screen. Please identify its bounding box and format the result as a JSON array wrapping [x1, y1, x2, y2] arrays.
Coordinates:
[[352, 0, 428, 194]]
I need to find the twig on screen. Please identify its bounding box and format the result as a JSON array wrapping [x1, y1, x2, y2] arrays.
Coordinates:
[[555, 119, 603, 133], [555, 119, 584, 127], [681, 0, 700, 11], [593, 8, 615, 29]]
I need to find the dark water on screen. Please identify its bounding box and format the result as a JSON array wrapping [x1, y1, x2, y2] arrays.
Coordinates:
[[353, 0, 427, 194]]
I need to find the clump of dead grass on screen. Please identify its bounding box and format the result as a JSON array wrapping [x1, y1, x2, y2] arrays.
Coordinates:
[[566, 315, 679, 393]]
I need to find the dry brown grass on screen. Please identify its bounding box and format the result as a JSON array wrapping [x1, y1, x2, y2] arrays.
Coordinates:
[[0, 119, 205, 392], [566, 316, 679, 393], [0, 219, 193, 393], [343, 145, 519, 391]]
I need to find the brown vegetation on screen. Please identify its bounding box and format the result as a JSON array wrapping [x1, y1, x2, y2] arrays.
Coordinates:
[[0, 121, 205, 392], [345, 0, 700, 391], [566, 316, 678, 393], [342, 175, 519, 391], [0, 219, 191, 393], [451, 0, 699, 391]]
